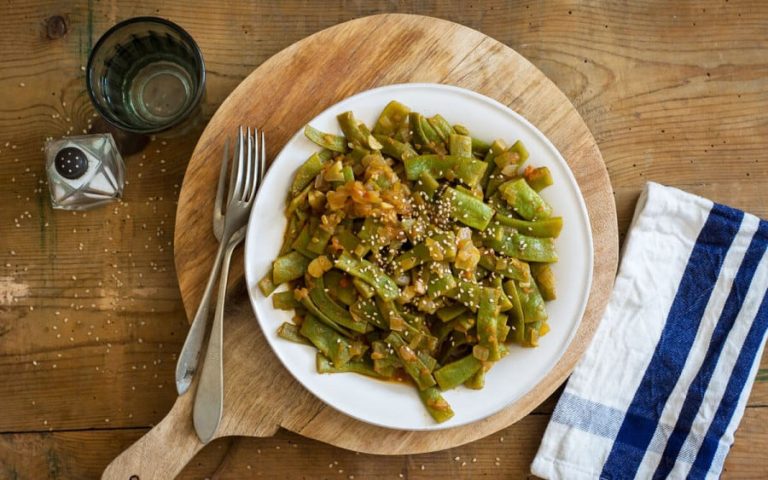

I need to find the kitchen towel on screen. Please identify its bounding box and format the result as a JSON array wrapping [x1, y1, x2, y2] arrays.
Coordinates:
[[531, 182, 768, 479]]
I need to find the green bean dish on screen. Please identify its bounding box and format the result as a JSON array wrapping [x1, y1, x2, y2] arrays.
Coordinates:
[[259, 101, 562, 423]]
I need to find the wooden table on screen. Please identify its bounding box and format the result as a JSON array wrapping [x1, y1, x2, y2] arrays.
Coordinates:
[[0, 1, 765, 478]]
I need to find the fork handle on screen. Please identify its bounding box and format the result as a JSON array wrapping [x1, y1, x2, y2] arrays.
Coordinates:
[[193, 234, 241, 442], [175, 236, 229, 395]]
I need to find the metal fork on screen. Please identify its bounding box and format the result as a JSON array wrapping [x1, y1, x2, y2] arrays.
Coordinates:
[[175, 127, 263, 397], [193, 127, 265, 443]]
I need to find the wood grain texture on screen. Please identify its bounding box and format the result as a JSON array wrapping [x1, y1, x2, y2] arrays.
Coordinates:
[[3, 409, 767, 480], [1, 0, 767, 479]]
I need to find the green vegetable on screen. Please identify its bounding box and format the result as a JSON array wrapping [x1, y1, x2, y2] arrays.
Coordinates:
[[316, 353, 382, 378], [307, 226, 333, 255], [272, 290, 300, 310], [371, 340, 400, 378], [277, 322, 310, 345], [291, 222, 319, 258], [374, 134, 418, 161], [517, 278, 548, 324], [427, 114, 455, 144], [418, 386, 455, 423], [386, 332, 437, 390], [418, 171, 440, 197], [273, 251, 311, 285], [258, 269, 277, 296], [350, 297, 387, 330], [337, 111, 378, 150], [449, 279, 483, 311], [464, 367, 485, 390], [477, 287, 501, 361], [525, 166, 554, 192], [304, 124, 347, 153], [426, 264, 457, 299], [435, 354, 483, 390], [498, 178, 553, 220], [290, 151, 328, 197], [300, 315, 354, 367], [309, 276, 368, 334], [484, 225, 558, 263], [531, 263, 557, 301], [478, 251, 531, 282], [436, 304, 467, 322], [410, 112, 444, 154], [449, 133, 473, 158], [494, 214, 563, 238], [441, 187, 495, 231], [352, 277, 375, 299], [404, 155, 488, 187], [373, 100, 410, 137], [335, 252, 399, 301]]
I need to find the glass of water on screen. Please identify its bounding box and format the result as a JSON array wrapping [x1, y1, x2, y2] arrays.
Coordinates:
[[86, 17, 206, 134]]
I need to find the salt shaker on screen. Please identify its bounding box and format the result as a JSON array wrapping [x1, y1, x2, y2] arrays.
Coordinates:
[[45, 134, 125, 210]]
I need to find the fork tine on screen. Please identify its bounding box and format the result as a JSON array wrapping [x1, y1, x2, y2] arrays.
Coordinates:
[[242, 127, 253, 202], [247, 129, 260, 202], [231, 126, 246, 201], [259, 130, 266, 188], [214, 138, 229, 218], [228, 128, 241, 203]]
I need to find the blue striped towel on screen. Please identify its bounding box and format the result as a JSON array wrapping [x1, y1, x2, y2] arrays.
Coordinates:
[[531, 182, 768, 480]]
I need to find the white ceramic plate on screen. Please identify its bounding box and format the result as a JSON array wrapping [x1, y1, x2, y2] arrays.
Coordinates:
[[244, 83, 593, 431]]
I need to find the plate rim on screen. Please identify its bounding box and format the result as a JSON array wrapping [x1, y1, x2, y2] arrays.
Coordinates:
[[244, 82, 594, 431]]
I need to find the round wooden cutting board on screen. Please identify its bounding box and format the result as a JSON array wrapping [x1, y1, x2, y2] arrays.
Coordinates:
[[104, 13, 617, 480]]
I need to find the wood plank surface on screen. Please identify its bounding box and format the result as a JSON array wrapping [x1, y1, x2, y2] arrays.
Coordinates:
[[1, 409, 766, 479], [0, 0, 766, 478]]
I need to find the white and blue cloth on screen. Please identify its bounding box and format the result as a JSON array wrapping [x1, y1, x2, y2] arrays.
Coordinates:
[[531, 182, 768, 480]]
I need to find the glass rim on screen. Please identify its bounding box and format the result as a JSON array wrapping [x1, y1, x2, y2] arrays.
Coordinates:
[[86, 16, 206, 134]]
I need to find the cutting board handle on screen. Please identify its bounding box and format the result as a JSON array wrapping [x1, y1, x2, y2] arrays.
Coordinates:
[[102, 391, 206, 480]]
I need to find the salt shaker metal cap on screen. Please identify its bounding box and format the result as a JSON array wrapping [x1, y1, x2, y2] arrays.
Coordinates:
[[45, 134, 125, 210]]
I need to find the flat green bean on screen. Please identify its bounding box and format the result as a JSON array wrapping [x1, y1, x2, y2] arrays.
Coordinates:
[[373, 100, 410, 137], [335, 252, 399, 301], [494, 214, 563, 238], [498, 178, 553, 220], [410, 112, 444, 154], [273, 251, 311, 285], [477, 287, 501, 361], [434, 354, 483, 390], [272, 290, 300, 310], [385, 332, 436, 390], [404, 155, 488, 187], [441, 187, 495, 231], [258, 269, 277, 296], [374, 133, 418, 161], [427, 114, 455, 144], [277, 322, 311, 345], [304, 124, 347, 153], [517, 278, 548, 324], [290, 151, 326, 197], [300, 314, 354, 367], [316, 353, 382, 378], [531, 263, 557, 301], [449, 133, 473, 158], [484, 225, 558, 263], [309, 276, 368, 333], [525, 166, 553, 192], [418, 386, 455, 423]]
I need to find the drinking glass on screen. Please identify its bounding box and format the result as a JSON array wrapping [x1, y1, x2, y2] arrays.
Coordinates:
[[86, 17, 206, 134]]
